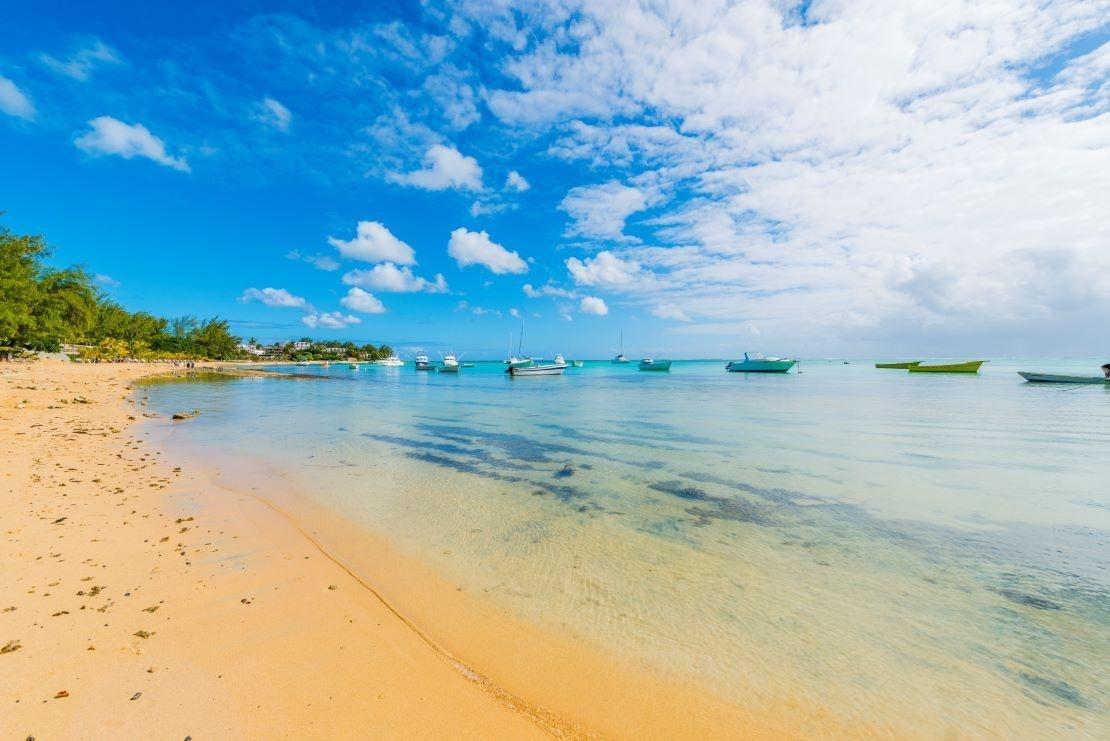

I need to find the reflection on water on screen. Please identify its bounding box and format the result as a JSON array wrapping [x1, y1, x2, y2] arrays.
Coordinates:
[[144, 359, 1110, 735]]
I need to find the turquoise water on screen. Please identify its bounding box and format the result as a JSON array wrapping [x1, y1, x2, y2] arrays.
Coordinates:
[[143, 359, 1110, 735]]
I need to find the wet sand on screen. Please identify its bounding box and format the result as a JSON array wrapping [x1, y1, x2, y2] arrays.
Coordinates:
[[0, 361, 544, 739]]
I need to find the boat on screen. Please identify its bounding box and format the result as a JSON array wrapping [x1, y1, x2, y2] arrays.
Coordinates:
[[876, 361, 921, 369], [639, 357, 672, 371], [504, 322, 534, 368], [725, 352, 797, 373], [908, 360, 985, 373], [1018, 371, 1110, 384], [460, 362, 476, 368], [612, 329, 631, 364], [572, 360, 584, 368], [376, 355, 404, 367], [437, 353, 460, 373], [414, 354, 433, 370], [509, 354, 568, 376], [349, 363, 359, 370], [295, 361, 309, 367]]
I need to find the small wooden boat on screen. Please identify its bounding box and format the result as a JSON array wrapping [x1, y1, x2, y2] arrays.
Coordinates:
[[875, 361, 921, 369], [908, 360, 985, 373], [1018, 372, 1110, 384], [639, 357, 671, 371], [726, 352, 796, 373]]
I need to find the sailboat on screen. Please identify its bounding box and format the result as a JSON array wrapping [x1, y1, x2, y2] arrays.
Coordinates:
[[612, 329, 630, 364], [504, 321, 533, 369]]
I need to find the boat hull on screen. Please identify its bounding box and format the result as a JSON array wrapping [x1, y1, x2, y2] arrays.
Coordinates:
[[639, 360, 672, 371], [437, 365, 459, 373], [908, 361, 984, 373], [509, 364, 567, 376], [1018, 372, 1110, 384], [725, 359, 796, 373], [875, 361, 921, 369]]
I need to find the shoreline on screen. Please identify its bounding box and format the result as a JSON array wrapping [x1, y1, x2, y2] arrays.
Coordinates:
[[3, 361, 878, 738], [1, 361, 545, 738]]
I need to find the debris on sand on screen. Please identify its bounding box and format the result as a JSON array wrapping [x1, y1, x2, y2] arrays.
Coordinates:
[[1, 640, 21, 654], [55, 690, 69, 698], [133, 630, 153, 639], [171, 410, 201, 421]]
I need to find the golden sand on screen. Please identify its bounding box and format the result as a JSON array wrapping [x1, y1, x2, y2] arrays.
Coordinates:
[[1, 361, 871, 738]]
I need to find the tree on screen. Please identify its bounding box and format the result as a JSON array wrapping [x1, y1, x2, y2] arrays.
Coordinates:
[[191, 317, 240, 359], [0, 224, 50, 346]]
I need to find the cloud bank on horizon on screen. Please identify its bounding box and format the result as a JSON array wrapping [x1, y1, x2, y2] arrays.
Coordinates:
[[1, 1, 1108, 354]]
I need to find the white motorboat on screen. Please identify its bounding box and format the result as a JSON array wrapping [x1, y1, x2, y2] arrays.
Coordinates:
[[376, 355, 404, 367], [414, 354, 433, 370], [509, 354, 568, 376], [438, 353, 460, 373]]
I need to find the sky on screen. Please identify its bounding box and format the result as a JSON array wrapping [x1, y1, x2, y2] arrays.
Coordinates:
[[1, 0, 1108, 359]]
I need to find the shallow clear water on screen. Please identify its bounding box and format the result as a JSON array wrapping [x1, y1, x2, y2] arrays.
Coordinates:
[[143, 359, 1110, 735]]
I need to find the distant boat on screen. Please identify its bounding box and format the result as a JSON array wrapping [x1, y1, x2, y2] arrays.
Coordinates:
[[376, 355, 404, 366], [438, 353, 460, 373], [876, 361, 921, 369], [509, 354, 568, 376], [612, 329, 631, 364], [908, 360, 985, 373], [1018, 371, 1110, 384], [572, 360, 584, 368], [639, 357, 672, 371], [725, 352, 797, 373], [414, 354, 433, 370], [295, 361, 309, 367], [505, 321, 534, 368], [460, 362, 476, 368], [349, 363, 359, 370]]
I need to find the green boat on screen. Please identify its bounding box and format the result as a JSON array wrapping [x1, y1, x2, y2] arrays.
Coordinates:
[[907, 360, 985, 373], [1018, 372, 1110, 384], [875, 361, 921, 369]]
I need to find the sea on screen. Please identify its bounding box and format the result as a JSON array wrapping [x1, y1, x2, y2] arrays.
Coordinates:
[[140, 358, 1110, 736]]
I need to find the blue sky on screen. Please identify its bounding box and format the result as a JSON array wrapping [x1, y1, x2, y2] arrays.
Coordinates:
[[1, 1, 1107, 359]]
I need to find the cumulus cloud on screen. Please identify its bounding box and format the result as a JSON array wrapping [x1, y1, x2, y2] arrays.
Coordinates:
[[566, 251, 640, 287], [339, 287, 386, 314], [0, 76, 35, 120], [74, 116, 189, 171], [341, 263, 448, 293], [286, 250, 339, 271], [256, 97, 292, 131], [303, 311, 362, 329], [652, 303, 691, 322], [560, 181, 649, 241], [327, 221, 416, 265], [459, 0, 1110, 353], [505, 170, 530, 191], [389, 144, 483, 191], [579, 296, 609, 315], [447, 227, 527, 274], [40, 38, 121, 81], [239, 287, 310, 309]]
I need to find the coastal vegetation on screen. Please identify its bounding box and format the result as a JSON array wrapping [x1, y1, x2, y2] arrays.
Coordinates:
[[0, 220, 392, 362]]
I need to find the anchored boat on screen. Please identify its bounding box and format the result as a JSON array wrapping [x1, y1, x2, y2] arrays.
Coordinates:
[[612, 329, 631, 364], [639, 357, 672, 371], [437, 353, 460, 373], [414, 354, 433, 370], [876, 361, 921, 369], [908, 360, 985, 373], [725, 352, 797, 373], [509, 354, 568, 376], [1018, 372, 1110, 384], [376, 355, 404, 367]]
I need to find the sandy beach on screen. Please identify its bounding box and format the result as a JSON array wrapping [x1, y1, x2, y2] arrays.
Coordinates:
[[0, 361, 547, 739]]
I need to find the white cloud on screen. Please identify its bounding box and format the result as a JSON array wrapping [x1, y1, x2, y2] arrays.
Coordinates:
[[462, 0, 1110, 354], [448, 227, 527, 274], [40, 39, 121, 81], [341, 263, 448, 293], [339, 287, 386, 314], [257, 97, 292, 131], [327, 221, 416, 265], [652, 303, 691, 322], [286, 250, 339, 271], [74, 116, 189, 172], [389, 144, 483, 191], [560, 181, 648, 240], [239, 287, 310, 309], [523, 282, 574, 298], [566, 251, 640, 287], [510, 307, 521, 318], [93, 274, 120, 288], [579, 296, 609, 315], [505, 170, 530, 191], [303, 311, 362, 329], [0, 76, 34, 120]]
